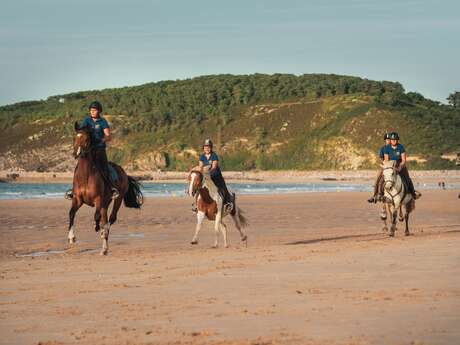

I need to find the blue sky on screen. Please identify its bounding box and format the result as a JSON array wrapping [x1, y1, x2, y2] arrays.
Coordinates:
[[1, 0, 459, 105]]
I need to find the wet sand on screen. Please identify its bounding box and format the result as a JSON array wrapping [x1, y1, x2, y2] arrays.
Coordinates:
[[1, 190, 459, 345]]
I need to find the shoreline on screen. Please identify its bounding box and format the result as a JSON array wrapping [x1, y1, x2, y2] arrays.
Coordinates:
[[1, 169, 459, 184]]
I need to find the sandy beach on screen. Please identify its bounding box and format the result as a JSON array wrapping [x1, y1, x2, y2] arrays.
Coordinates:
[[1, 190, 459, 345]]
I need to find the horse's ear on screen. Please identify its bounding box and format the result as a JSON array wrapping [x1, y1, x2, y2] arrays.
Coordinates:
[[74, 121, 80, 132]]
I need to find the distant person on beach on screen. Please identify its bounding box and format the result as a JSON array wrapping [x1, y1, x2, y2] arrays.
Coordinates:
[[383, 132, 420, 200], [367, 132, 391, 203], [79, 101, 119, 198], [194, 139, 234, 213]]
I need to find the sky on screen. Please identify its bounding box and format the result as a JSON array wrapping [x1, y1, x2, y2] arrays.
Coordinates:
[[1, 0, 459, 106]]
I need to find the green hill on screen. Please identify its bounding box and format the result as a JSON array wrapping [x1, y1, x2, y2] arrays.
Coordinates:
[[0, 74, 458, 172]]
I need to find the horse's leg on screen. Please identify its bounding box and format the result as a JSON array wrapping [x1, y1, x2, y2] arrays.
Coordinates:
[[404, 207, 410, 236], [389, 206, 397, 237], [94, 198, 102, 232], [213, 211, 222, 248], [109, 196, 123, 225], [398, 205, 404, 222], [231, 209, 247, 242], [191, 211, 205, 245], [100, 206, 110, 255], [381, 203, 389, 232], [68, 198, 82, 244], [220, 221, 228, 248]]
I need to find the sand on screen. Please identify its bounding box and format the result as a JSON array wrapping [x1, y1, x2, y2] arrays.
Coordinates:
[[0, 190, 459, 345]]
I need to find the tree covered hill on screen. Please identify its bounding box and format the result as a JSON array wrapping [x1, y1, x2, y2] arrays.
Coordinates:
[[0, 73, 458, 172]]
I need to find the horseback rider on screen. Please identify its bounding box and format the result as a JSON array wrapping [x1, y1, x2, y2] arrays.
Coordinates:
[[383, 132, 420, 200], [196, 139, 234, 213], [80, 101, 119, 199], [368, 132, 391, 203]]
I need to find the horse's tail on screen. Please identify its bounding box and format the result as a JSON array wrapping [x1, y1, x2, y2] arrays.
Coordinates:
[[236, 207, 248, 228], [124, 176, 144, 209]]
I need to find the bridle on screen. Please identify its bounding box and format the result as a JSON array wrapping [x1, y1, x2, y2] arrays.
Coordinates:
[[382, 165, 402, 204], [188, 170, 203, 197], [74, 132, 92, 159]]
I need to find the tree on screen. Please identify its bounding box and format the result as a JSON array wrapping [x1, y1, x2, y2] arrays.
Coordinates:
[[447, 91, 460, 107]]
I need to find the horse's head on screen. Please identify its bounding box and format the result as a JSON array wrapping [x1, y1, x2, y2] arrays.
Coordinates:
[[73, 122, 92, 159], [381, 160, 397, 191], [187, 168, 203, 197]]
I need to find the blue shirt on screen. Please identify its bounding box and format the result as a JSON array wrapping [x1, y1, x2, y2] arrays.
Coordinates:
[[379, 146, 385, 160], [383, 143, 405, 163], [199, 152, 221, 173], [80, 116, 110, 148]]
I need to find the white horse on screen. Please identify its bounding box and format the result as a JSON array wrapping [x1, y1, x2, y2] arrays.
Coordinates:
[[381, 160, 415, 237], [187, 166, 248, 248]]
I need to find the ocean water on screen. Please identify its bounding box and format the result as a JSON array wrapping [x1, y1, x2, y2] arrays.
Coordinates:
[[0, 181, 457, 200]]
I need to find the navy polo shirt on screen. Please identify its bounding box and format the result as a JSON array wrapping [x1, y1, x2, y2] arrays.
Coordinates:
[[199, 152, 221, 173], [80, 116, 110, 148], [383, 143, 405, 163]]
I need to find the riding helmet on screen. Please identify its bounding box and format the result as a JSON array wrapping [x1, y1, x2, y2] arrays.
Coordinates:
[[389, 132, 400, 140], [383, 132, 391, 140], [203, 139, 213, 148], [88, 101, 103, 113]]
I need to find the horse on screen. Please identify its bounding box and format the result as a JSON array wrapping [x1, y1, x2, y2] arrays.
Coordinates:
[[381, 160, 415, 237], [68, 122, 143, 255], [187, 166, 248, 248]]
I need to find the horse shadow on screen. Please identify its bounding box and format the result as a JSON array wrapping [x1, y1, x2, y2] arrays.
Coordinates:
[[285, 232, 384, 246]]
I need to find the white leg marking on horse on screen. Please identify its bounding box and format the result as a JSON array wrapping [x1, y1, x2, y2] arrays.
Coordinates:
[[191, 211, 205, 244], [213, 212, 222, 248], [100, 223, 110, 255], [68, 226, 76, 244], [220, 221, 228, 248]]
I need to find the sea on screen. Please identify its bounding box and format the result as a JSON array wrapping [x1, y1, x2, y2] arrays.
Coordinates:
[[0, 181, 457, 200]]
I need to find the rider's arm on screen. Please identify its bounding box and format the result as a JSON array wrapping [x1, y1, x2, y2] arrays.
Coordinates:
[[210, 160, 219, 173], [399, 152, 407, 171], [103, 128, 112, 143], [384, 153, 389, 161]]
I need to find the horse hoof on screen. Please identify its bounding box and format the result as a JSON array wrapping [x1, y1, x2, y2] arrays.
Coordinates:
[[389, 232, 395, 237], [191, 241, 198, 245], [405, 232, 410, 236], [100, 250, 108, 256], [68, 237, 76, 244], [211, 245, 218, 249], [382, 227, 388, 232], [241, 235, 247, 242]]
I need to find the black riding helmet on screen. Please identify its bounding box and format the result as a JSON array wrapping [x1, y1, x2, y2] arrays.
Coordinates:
[[203, 139, 213, 148], [384, 132, 391, 140], [389, 132, 400, 140], [88, 101, 103, 113]]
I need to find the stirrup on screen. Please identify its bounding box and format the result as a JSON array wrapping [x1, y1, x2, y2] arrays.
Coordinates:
[[65, 189, 73, 200], [367, 196, 377, 204], [111, 188, 120, 199]]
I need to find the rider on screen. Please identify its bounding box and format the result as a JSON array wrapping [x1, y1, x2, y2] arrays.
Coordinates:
[[383, 132, 420, 200], [197, 139, 234, 212], [368, 132, 391, 203], [81, 101, 119, 199]]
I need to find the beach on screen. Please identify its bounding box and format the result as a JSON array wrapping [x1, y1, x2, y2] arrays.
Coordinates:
[[0, 190, 459, 345]]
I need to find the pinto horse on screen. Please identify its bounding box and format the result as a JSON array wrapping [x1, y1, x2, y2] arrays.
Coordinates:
[[187, 166, 248, 248], [68, 122, 143, 255], [381, 160, 415, 237]]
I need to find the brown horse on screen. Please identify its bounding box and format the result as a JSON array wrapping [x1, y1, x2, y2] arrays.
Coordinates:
[[187, 166, 247, 248], [68, 122, 143, 255]]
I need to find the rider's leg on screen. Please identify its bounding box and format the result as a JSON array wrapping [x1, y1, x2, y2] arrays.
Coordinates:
[[94, 148, 119, 198], [399, 166, 419, 199], [210, 169, 233, 210], [368, 169, 383, 203]]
